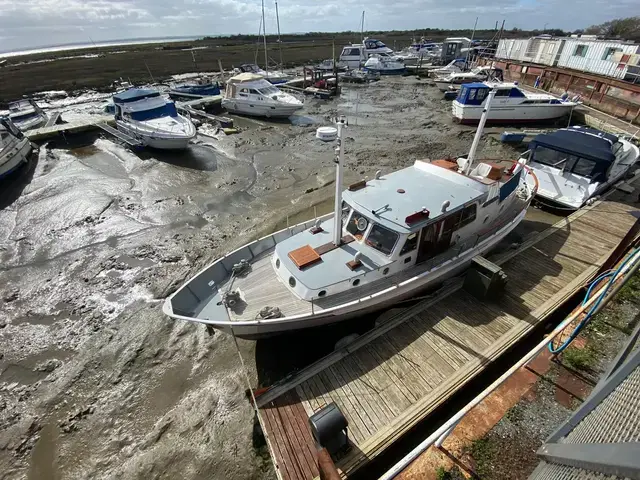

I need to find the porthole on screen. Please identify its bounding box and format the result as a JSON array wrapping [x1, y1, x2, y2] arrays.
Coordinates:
[[352, 279, 360, 286], [275, 258, 281, 268], [318, 290, 327, 297], [383, 267, 389, 275], [289, 277, 296, 287]]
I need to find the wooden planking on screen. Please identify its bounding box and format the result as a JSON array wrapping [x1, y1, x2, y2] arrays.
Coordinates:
[[257, 184, 640, 480]]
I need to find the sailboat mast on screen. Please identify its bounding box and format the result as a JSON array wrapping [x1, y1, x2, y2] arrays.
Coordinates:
[[360, 11, 365, 43], [262, 0, 268, 75], [465, 16, 478, 67], [275, 1, 284, 69], [333, 117, 346, 246], [465, 89, 496, 175]]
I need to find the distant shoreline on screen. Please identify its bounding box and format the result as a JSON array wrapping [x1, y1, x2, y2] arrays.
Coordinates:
[[0, 36, 204, 59]]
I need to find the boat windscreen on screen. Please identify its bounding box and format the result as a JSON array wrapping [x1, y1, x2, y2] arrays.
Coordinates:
[[532, 145, 604, 179], [366, 223, 399, 256], [259, 86, 280, 95], [130, 103, 178, 121], [346, 210, 369, 240]]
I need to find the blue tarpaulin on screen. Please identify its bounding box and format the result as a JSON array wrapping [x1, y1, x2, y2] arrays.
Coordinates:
[[130, 103, 178, 121]]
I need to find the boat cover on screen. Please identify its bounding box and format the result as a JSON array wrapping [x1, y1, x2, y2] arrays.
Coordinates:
[[530, 128, 616, 164], [227, 73, 265, 83], [113, 88, 161, 103]]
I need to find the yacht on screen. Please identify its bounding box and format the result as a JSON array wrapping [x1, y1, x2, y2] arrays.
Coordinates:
[[523, 126, 639, 209], [363, 37, 393, 55], [363, 55, 406, 75], [169, 77, 221, 99], [112, 88, 196, 150], [0, 117, 32, 179], [234, 64, 291, 85], [434, 66, 503, 92], [222, 73, 303, 118], [163, 98, 538, 338], [452, 82, 579, 124], [8, 99, 48, 131]]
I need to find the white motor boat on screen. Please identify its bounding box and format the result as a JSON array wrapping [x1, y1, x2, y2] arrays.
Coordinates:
[[163, 96, 538, 339], [112, 88, 196, 150], [7, 99, 47, 131], [452, 82, 579, 124], [429, 58, 467, 78], [363, 55, 406, 75], [523, 126, 639, 210], [234, 63, 291, 85], [0, 117, 32, 179], [222, 73, 303, 118], [434, 66, 503, 92]]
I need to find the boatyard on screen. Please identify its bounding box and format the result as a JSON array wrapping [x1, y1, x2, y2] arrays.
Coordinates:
[[2, 18, 640, 480]]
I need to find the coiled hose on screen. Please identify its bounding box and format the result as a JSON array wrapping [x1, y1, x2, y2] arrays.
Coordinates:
[[549, 247, 640, 354]]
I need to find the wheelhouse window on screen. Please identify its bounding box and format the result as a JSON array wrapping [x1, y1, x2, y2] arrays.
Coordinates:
[[532, 146, 578, 169], [459, 204, 477, 228], [494, 89, 510, 97], [346, 211, 369, 240], [366, 223, 399, 256], [400, 233, 418, 255], [565, 157, 598, 178]]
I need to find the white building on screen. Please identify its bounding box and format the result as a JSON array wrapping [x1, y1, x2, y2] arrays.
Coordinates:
[[495, 36, 640, 81]]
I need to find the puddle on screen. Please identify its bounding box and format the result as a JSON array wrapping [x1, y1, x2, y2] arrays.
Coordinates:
[[289, 115, 321, 127], [27, 421, 60, 480], [141, 144, 220, 172], [173, 215, 208, 229], [203, 190, 255, 214], [13, 302, 80, 326], [68, 144, 100, 158], [0, 348, 73, 385], [115, 254, 155, 268]]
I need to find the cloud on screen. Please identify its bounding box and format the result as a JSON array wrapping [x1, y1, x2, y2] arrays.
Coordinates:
[[0, 0, 634, 52]]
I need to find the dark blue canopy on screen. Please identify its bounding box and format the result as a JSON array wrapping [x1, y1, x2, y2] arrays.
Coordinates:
[[530, 127, 617, 164], [113, 88, 160, 104]]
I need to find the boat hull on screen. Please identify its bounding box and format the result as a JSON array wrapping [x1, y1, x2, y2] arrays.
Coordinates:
[[164, 207, 528, 339], [363, 67, 406, 75], [452, 102, 574, 124], [0, 138, 32, 179], [222, 98, 302, 118], [13, 114, 47, 131], [115, 119, 195, 150]]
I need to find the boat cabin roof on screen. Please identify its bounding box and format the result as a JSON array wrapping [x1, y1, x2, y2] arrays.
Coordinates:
[[342, 161, 485, 234], [530, 126, 617, 164], [227, 72, 268, 85], [113, 88, 160, 104]]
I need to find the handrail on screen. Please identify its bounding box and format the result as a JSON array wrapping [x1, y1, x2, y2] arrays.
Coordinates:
[[379, 247, 640, 480]]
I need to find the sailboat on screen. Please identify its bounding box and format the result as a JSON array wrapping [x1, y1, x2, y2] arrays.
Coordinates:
[[163, 90, 538, 338]]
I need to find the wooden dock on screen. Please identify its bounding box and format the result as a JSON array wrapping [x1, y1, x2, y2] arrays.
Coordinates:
[[26, 115, 115, 141], [255, 177, 640, 480]]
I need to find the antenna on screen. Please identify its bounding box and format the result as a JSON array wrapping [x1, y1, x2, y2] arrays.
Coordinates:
[[361, 11, 365, 43], [275, 0, 284, 70], [261, 0, 268, 75]]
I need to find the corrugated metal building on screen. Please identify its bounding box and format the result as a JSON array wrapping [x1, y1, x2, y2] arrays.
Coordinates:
[[495, 36, 640, 81]]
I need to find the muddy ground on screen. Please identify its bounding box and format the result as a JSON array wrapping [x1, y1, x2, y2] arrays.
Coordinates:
[[0, 77, 557, 480]]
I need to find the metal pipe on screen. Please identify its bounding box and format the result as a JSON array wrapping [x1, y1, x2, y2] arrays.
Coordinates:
[[379, 249, 640, 480], [333, 117, 346, 246], [465, 89, 496, 174]]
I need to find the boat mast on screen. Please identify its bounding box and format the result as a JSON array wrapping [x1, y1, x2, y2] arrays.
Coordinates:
[[334, 117, 347, 246], [262, 0, 269, 75], [275, 1, 284, 69], [465, 17, 478, 68], [361, 11, 365, 43], [465, 89, 496, 175]]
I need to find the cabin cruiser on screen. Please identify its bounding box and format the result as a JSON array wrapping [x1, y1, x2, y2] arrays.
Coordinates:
[[163, 98, 538, 338], [112, 88, 196, 150], [222, 73, 303, 118], [363, 55, 406, 75], [434, 66, 503, 92], [234, 63, 291, 85], [0, 117, 32, 179], [363, 37, 393, 55], [7, 99, 47, 131], [523, 126, 639, 210], [452, 82, 579, 124], [169, 77, 221, 99], [429, 58, 467, 78], [315, 59, 347, 72]]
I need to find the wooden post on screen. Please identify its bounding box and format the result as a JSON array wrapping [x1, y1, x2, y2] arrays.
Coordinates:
[[317, 448, 341, 480]]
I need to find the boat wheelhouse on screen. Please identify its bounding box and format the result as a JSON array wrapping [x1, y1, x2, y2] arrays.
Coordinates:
[[8, 99, 47, 131], [222, 73, 303, 118], [523, 126, 639, 209], [452, 82, 578, 124], [112, 88, 196, 150], [363, 37, 393, 55]]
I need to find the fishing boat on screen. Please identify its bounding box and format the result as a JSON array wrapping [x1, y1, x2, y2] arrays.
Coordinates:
[[0, 117, 32, 179], [169, 77, 221, 99], [434, 66, 502, 92], [222, 73, 303, 118], [363, 55, 406, 75], [234, 64, 291, 85], [452, 82, 579, 124], [7, 99, 48, 131], [112, 88, 196, 150], [163, 92, 538, 338], [523, 126, 639, 210]]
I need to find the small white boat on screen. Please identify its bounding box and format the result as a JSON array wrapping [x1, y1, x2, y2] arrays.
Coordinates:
[[222, 73, 303, 118], [163, 95, 537, 338], [363, 55, 406, 75], [524, 126, 639, 210], [8, 99, 47, 131], [429, 58, 467, 78], [434, 66, 503, 92], [452, 82, 578, 124], [0, 117, 32, 179], [234, 64, 291, 85], [112, 88, 196, 150]]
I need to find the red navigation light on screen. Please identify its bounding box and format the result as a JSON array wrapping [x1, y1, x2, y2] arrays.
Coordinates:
[[405, 209, 430, 224]]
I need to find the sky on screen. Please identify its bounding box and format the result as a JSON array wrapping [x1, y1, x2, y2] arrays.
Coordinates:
[[0, 0, 635, 52]]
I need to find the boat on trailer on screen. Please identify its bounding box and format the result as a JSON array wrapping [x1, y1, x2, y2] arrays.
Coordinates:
[[0, 116, 32, 179], [452, 82, 579, 124], [163, 91, 538, 339], [8, 99, 48, 131], [523, 126, 639, 210]]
